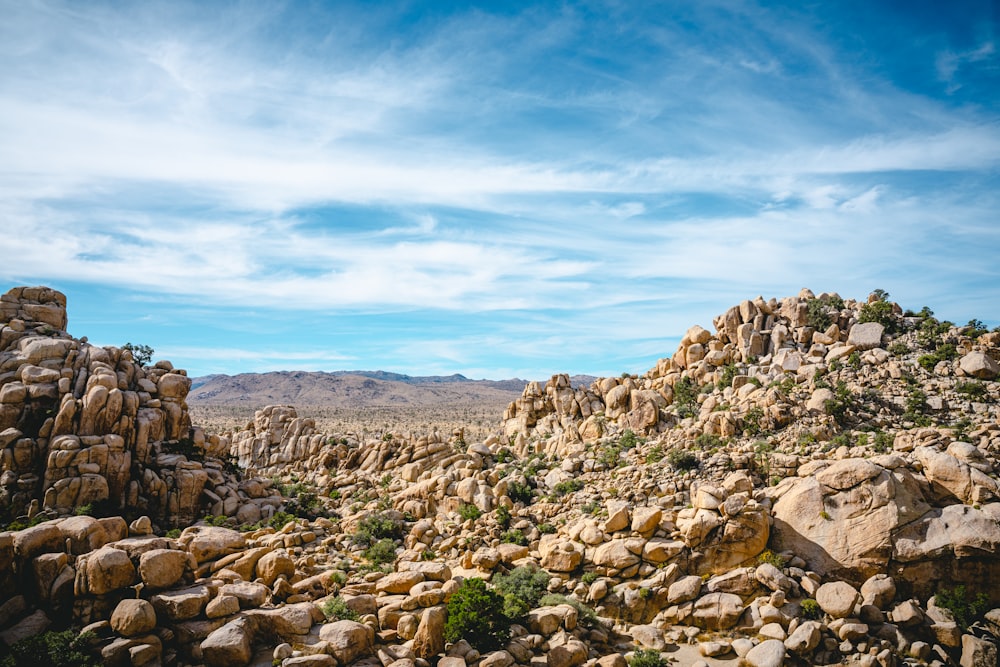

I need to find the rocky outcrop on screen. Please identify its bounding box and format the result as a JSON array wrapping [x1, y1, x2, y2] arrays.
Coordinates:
[[0, 286, 262, 529], [1, 286, 998, 667]]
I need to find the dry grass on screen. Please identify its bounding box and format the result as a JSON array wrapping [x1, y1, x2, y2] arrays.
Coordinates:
[[190, 402, 506, 443]]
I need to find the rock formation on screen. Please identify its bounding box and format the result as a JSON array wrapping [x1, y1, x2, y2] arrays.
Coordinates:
[[0, 285, 998, 667]]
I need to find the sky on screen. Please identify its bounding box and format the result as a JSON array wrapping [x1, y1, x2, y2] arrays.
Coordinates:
[[1, 0, 998, 380]]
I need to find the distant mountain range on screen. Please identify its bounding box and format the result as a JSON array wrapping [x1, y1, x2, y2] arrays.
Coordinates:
[[187, 371, 598, 408]]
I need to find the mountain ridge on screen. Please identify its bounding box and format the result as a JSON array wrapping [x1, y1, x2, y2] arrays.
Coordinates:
[[188, 369, 599, 407]]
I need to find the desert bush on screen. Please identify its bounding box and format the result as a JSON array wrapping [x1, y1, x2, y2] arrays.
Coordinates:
[[352, 512, 402, 546], [800, 598, 822, 619], [672, 377, 698, 418], [506, 481, 534, 504], [666, 448, 698, 471], [716, 363, 739, 390], [955, 381, 988, 400], [363, 538, 396, 566], [618, 429, 639, 449], [553, 479, 584, 496], [500, 529, 527, 546], [458, 503, 482, 521], [495, 504, 511, 529], [628, 649, 667, 667], [935, 585, 989, 630], [537, 594, 600, 628], [122, 342, 154, 366], [824, 381, 855, 426], [444, 578, 511, 651], [493, 566, 551, 610], [0, 630, 98, 667], [320, 597, 359, 622], [757, 549, 786, 568]]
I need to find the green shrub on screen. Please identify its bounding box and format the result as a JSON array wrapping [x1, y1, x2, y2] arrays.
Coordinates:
[[716, 363, 739, 391], [122, 342, 154, 366], [872, 431, 893, 453], [644, 445, 664, 464], [458, 503, 482, 521], [597, 443, 622, 468], [805, 299, 832, 331], [500, 529, 527, 546], [694, 433, 725, 450], [672, 377, 698, 418], [444, 578, 511, 651], [165, 528, 181, 539], [859, 291, 896, 332], [506, 481, 534, 504], [935, 585, 989, 630], [888, 341, 909, 356], [756, 549, 786, 568], [903, 387, 931, 425], [495, 504, 511, 529], [537, 522, 555, 534], [363, 538, 396, 566], [627, 648, 667, 667], [955, 381, 988, 400], [320, 597, 359, 622], [493, 566, 551, 612], [0, 630, 99, 667], [537, 593, 600, 628], [666, 448, 698, 471], [352, 512, 402, 546], [581, 571, 599, 585], [824, 381, 855, 426], [800, 598, 822, 619], [619, 429, 639, 449], [553, 479, 584, 496], [742, 406, 765, 436]]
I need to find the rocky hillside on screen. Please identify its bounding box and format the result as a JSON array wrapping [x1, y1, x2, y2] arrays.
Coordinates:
[[1, 286, 999, 667], [188, 372, 530, 408]]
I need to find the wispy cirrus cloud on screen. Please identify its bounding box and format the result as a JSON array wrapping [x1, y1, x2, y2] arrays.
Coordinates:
[[1, 0, 998, 378]]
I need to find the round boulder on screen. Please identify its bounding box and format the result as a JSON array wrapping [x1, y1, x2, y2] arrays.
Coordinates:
[[110, 599, 157, 637]]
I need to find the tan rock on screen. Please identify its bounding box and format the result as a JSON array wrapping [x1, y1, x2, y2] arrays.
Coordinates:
[[412, 605, 446, 659], [78, 546, 135, 595], [547, 639, 588, 667], [744, 639, 786, 667], [181, 526, 246, 564], [691, 592, 744, 630], [377, 570, 426, 594], [110, 599, 157, 637], [667, 576, 702, 604], [256, 550, 295, 587], [593, 539, 640, 570], [631, 507, 662, 534], [784, 620, 821, 654], [206, 595, 240, 619], [959, 352, 1000, 380], [202, 617, 253, 667], [138, 548, 187, 590], [816, 581, 860, 619], [318, 620, 374, 664]]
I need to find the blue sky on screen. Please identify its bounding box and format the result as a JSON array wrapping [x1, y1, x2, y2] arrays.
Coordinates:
[[1, 0, 998, 379]]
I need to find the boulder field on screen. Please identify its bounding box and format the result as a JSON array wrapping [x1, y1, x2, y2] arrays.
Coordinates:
[[0, 286, 998, 667]]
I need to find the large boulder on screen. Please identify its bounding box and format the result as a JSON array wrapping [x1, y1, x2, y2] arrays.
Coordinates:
[[110, 599, 157, 637], [180, 526, 246, 564], [76, 546, 136, 595], [412, 605, 446, 660], [769, 460, 929, 581], [959, 352, 999, 380], [847, 322, 884, 350], [202, 617, 253, 667], [138, 548, 188, 590], [318, 620, 374, 664]]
